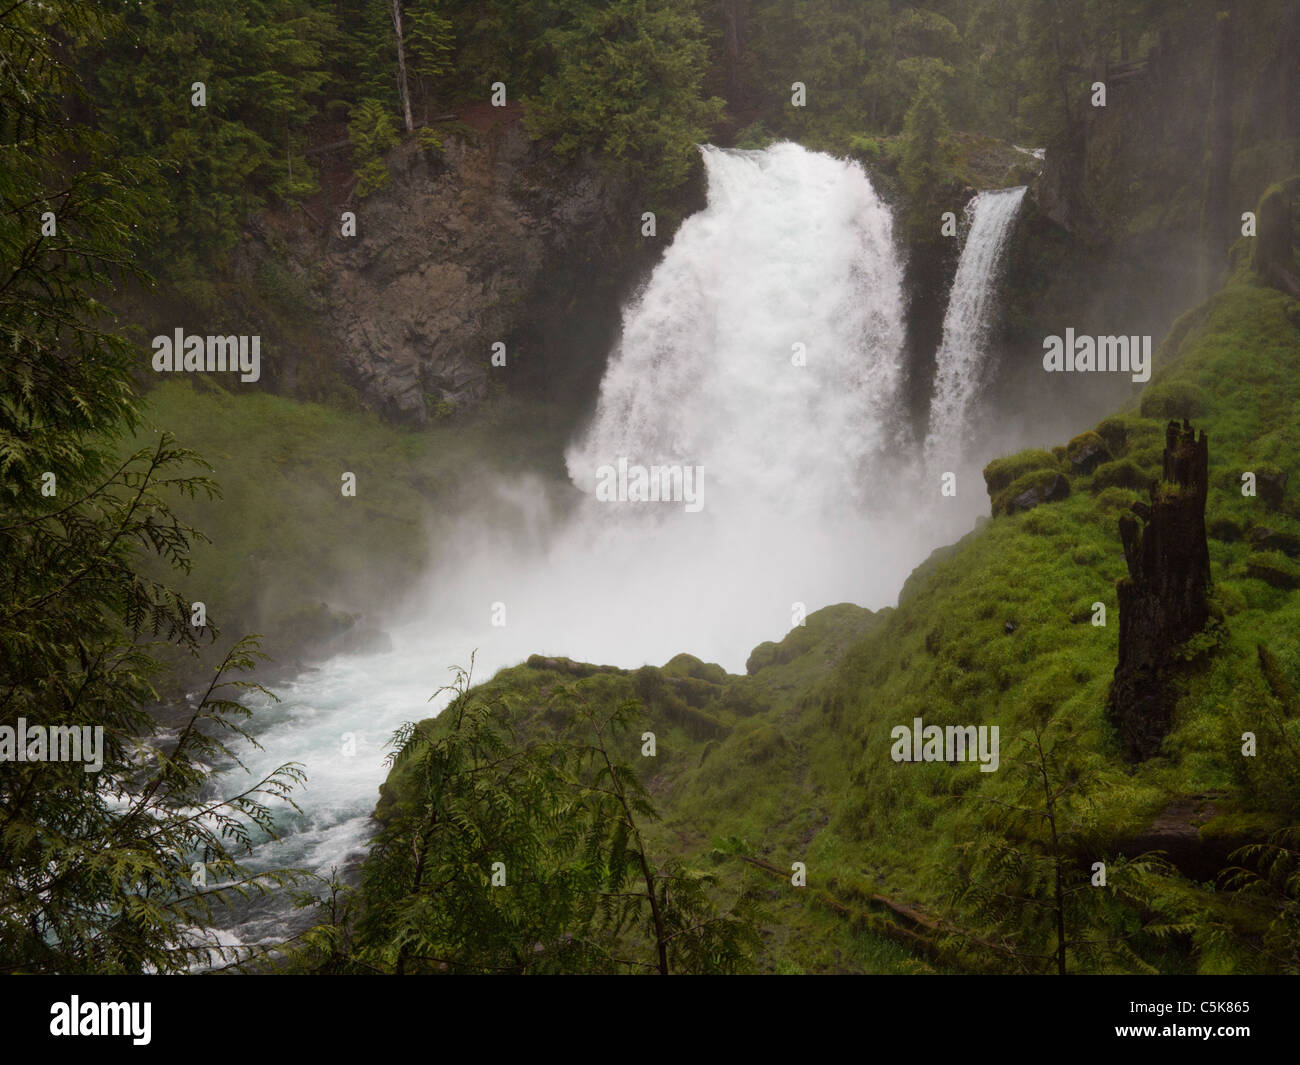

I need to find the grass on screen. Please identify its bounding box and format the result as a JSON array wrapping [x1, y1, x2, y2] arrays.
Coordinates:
[[373, 273, 1300, 973], [124, 378, 569, 683]]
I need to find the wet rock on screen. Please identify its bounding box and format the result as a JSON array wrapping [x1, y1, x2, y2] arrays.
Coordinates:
[[1005, 472, 1070, 514], [1066, 430, 1111, 475]]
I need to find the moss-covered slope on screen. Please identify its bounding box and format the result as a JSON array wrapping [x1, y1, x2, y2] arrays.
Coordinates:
[[373, 273, 1300, 973]]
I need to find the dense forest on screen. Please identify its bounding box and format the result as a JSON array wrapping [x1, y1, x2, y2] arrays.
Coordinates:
[[2, 0, 1300, 980]]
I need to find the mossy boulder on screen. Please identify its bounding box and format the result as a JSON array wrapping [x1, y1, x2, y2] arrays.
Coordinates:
[[731, 723, 789, 765], [632, 665, 727, 739], [1065, 430, 1111, 475], [1140, 379, 1209, 419], [1246, 526, 1300, 557], [1094, 415, 1132, 457], [994, 469, 1070, 516], [983, 449, 1059, 498], [1245, 551, 1300, 589], [745, 640, 784, 675], [1092, 458, 1152, 493]]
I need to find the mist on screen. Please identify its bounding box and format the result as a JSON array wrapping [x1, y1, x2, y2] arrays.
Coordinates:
[[214, 141, 1068, 948]]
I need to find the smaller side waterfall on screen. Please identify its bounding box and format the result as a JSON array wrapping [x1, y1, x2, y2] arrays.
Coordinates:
[[923, 186, 1027, 467]]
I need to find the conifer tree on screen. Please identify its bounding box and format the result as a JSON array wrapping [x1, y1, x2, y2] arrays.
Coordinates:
[[0, 0, 303, 974]]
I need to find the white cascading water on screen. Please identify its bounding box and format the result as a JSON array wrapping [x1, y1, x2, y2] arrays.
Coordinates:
[[923, 186, 1027, 470], [568, 143, 907, 513], [208, 143, 994, 953]]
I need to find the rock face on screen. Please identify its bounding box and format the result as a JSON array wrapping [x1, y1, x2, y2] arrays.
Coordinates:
[[1112, 793, 1256, 882], [1005, 472, 1070, 514], [1107, 420, 1211, 761], [1066, 430, 1111, 475], [249, 114, 686, 423]]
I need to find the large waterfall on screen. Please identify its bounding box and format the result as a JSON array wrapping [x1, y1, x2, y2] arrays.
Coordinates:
[[923, 186, 1027, 468], [568, 143, 907, 514], [212, 143, 994, 952]]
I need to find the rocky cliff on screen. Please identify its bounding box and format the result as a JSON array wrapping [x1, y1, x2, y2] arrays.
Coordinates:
[[238, 110, 698, 424]]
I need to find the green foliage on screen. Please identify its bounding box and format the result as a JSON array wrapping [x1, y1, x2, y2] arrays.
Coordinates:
[[405, 1, 455, 110], [0, 2, 301, 972], [1223, 827, 1300, 972], [950, 723, 1176, 974], [358, 275, 1300, 974], [291, 663, 761, 973], [349, 98, 400, 197], [522, 0, 723, 201], [983, 448, 1059, 495], [897, 73, 958, 236], [85, 0, 336, 266], [1140, 379, 1210, 420], [1091, 458, 1153, 493], [993, 467, 1069, 516]]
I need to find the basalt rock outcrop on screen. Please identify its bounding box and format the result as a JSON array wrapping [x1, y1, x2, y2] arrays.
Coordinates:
[[1107, 420, 1211, 761], [240, 112, 696, 423]]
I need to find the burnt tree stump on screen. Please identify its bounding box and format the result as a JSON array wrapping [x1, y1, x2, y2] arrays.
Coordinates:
[[1107, 420, 1211, 761]]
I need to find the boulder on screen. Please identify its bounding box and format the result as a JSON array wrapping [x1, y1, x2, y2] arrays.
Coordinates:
[[1066, 430, 1111, 475], [1004, 472, 1070, 514]]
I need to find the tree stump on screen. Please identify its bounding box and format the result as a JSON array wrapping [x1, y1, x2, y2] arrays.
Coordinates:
[[1107, 420, 1211, 761]]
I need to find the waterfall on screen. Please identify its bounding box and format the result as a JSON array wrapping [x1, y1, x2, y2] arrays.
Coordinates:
[[567, 142, 908, 515], [211, 143, 991, 951], [923, 186, 1026, 468]]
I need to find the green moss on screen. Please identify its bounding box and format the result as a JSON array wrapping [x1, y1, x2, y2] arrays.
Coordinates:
[[1067, 430, 1105, 455], [371, 277, 1300, 974], [1094, 486, 1142, 516], [126, 379, 562, 676], [1245, 551, 1300, 590], [992, 468, 1069, 516], [663, 653, 728, 684], [1140, 379, 1209, 419], [982, 448, 1059, 496], [1094, 414, 1163, 459], [1092, 458, 1152, 493]]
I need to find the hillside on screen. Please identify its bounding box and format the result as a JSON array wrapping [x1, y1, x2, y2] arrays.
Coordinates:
[[371, 263, 1300, 974]]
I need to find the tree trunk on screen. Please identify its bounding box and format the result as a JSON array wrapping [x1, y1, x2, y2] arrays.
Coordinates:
[[721, 0, 747, 106], [1034, 731, 1067, 976], [1108, 421, 1211, 761], [391, 0, 414, 133]]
